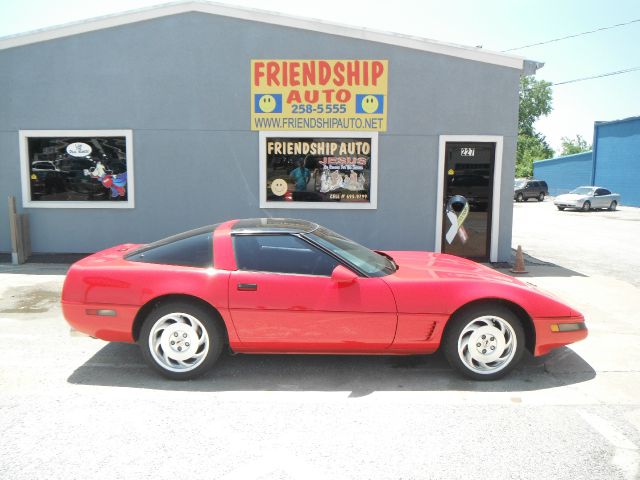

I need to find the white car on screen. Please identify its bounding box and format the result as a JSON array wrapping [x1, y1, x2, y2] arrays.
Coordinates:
[[554, 186, 620, 212]]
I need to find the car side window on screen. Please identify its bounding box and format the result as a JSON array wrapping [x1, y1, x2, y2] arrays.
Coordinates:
[[234, 234, 339, 276], [127, 231, 213, 268], [598, 188, 611, 195]]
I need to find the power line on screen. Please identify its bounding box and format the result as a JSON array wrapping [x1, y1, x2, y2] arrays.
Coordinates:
[[553, 66, 640, 85], [502, 18, 640, 52]]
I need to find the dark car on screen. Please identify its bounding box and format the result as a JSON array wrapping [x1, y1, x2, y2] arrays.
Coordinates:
[[514, 179, 548, 202]]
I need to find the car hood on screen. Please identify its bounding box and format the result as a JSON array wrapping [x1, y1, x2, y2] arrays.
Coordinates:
[[376, 251, 574, 316], [380, 251, 525, 286], [555, 193, 588, 202]]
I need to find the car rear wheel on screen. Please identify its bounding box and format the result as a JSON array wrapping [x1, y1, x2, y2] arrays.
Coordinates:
[[139, 302, 225, 380], [516, 193, 524, 202], [556, 206, 565, 211], [537, 192, 545, 201], [609, 201, 617, 211], [443, 305, 525, 380], [582, 201, 591, 212]]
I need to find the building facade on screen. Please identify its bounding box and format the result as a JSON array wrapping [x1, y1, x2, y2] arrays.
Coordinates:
[[0, 2, 534, 262]]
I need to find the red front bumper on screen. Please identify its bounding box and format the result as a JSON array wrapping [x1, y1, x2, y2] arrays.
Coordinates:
[[533, 315, 588, 356]]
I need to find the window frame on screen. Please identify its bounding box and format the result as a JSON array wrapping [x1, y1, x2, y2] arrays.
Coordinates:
[[19, 129, 135, 209]]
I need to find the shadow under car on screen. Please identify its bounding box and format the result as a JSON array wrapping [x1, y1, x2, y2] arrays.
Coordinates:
[[67, 343, 595, 396]]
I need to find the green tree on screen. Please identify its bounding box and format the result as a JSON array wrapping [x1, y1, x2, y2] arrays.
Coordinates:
[[516, 133, 554, 177], [516, 76, 554, 177], [560, 134, 591, 155]]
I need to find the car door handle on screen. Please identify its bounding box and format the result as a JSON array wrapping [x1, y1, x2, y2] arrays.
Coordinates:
[[237, 283, 258, 291]]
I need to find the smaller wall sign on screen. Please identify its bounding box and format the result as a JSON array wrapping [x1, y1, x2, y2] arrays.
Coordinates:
[[259, 131, 378, 209]]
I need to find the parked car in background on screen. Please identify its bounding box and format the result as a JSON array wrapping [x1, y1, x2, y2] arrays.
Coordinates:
[[514, 178, 549, 202], [554, 186, 620, 211], [30, 160, 66, 197]]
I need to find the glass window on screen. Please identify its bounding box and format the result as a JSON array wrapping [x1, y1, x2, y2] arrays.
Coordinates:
[[570, 187, 595, 195], [20, 130, 133, 208], [234, 234, 339, 276], [305, 226, 396, 277], [126, 230, 213, 268]]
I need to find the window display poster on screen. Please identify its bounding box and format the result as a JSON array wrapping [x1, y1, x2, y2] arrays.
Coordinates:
[[261, 133, 377, 208], [251, 60, 388, 131], [24, 135, 129, 203]]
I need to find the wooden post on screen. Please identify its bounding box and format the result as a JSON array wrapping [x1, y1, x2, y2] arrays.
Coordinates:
[[8, 196, 29, 264]]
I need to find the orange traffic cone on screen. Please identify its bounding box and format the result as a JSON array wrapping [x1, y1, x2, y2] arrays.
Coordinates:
[[510, 245, 528, 274]]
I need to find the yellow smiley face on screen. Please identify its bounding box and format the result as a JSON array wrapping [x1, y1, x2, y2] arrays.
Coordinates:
[[259, 94, 277, 113], [361, 95, 379, 114], [270, 178, 288, 196]]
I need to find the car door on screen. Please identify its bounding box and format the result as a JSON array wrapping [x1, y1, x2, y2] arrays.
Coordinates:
[[594, 188, 610, 208], [228, 233, 398, 352]]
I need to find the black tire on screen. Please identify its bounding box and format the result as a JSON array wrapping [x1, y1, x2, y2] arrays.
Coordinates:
[[609, 201, 617, 211], [516, 193, 524, 202], [443, 305, 525, 381], [139, 301, 225, 380], [582, 201, 591, 212], [537, 192, 545, 202], [557, 206, 565, 211]]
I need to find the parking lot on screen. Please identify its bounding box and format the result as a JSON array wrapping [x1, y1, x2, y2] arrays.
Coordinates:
[[512, 199, 640, 286], [1, 203, 640, 479]]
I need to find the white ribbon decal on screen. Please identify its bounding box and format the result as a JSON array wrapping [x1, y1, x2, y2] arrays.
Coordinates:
[[445, 195, 469, 244]]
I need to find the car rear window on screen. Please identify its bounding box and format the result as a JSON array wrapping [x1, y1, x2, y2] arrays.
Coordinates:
[[125, 226, 217, 268]]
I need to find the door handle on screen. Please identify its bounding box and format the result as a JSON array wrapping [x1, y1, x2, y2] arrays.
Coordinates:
[[237, 283, 258, 291]]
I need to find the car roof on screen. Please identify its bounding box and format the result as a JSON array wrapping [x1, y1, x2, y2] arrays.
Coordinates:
[[231, 218, 318, 235]]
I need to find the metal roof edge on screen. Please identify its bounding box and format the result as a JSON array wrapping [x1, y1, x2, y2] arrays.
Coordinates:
[[0, 0, 526, 70], [594, 115, 640, 128], [533, 151, 593, 164]]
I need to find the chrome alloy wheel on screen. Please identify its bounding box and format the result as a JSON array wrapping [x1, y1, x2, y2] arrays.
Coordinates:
[[148, 312, 210, 373], [457, 315, 517, 375]]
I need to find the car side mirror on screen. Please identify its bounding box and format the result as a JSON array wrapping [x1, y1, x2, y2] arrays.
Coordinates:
[[331, 265, 357, 284]]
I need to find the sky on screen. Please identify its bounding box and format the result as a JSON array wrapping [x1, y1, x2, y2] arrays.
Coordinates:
[[1, 0, 639, 154]]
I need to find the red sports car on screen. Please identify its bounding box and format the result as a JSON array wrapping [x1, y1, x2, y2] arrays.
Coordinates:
[[62, 218, 587, 380]]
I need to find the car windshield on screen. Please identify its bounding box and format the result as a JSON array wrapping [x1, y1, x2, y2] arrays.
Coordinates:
[[570, 187, 595, 195], [514, 179, 527, 188], [305, 226, 396, 277]]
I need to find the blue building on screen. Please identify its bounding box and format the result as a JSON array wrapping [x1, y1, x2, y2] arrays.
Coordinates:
[[533, 151, 592, 196], [534, 116, 640, 207]]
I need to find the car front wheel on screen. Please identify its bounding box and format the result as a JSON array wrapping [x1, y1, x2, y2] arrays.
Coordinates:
[[609, 201, 617, 211], [140, 301, 225, 380], [582, 201, 591, 212], [443, 305, 525, 380], [516, 193, 524, 202], [556, 206, 565, 211]]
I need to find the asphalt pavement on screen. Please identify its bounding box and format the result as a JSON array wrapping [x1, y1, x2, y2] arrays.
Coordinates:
[[1, 204, 640, 479]]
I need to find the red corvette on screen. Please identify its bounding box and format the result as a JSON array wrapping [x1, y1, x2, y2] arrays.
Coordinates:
[[62, 218, 587, 380]]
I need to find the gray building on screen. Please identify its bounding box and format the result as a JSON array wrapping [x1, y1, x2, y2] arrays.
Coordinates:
[[0, 1, 538, 262]]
